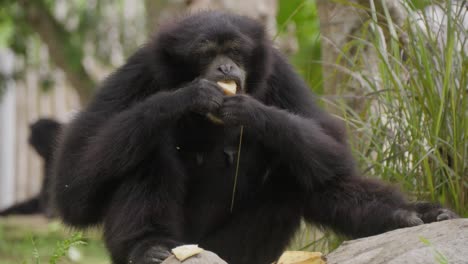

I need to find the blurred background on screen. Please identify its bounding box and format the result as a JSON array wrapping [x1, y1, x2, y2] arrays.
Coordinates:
[[0, 0, 466, 263]]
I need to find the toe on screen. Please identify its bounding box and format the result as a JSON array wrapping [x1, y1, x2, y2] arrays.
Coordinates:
[[437, 213, 450, 221], [436, 209, 459, 221]]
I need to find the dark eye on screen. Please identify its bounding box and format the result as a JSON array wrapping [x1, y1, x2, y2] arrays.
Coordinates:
[[228, 49, 242, 58], [200, 39, 210, 45], [198, 39, 215, 48], [204, 49, 217, 58], [231, 49, 240, 55], [196, 39, 216, 54]]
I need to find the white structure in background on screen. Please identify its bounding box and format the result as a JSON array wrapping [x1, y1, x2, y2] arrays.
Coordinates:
[[0, 0, 150, 210], [0, 49, 16, 209], [0, 48, 81, 210], [414, 0, 468, 53]]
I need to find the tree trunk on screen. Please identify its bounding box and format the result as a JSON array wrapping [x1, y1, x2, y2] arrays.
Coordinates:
[[18, 0, 95, 105], [317, 0, 408, 110]]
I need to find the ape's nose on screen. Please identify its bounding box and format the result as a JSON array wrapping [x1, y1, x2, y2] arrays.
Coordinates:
[[218, 64, 233, 74]]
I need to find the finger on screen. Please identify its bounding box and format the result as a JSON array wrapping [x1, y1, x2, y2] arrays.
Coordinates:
[[220, 109, 239, 124], [223, 93, 243, 100], [437, 213, 450, 221], [210, 85, 226, 96], [207, 98, 223, 111], [437, 209, 459, 220], [222, 97, 243, 107], [204, 80, 225, 93]]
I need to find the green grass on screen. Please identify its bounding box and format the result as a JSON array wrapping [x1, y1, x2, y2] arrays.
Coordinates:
[[290, 0, 467, 252], [0, 216, 109, 264], [419, 236, 449, 264], [333, 0, 467, 216]]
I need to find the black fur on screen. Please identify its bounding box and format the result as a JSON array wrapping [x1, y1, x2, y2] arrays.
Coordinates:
[[0, 118, 61, 217], [52, 12, 457, 264]]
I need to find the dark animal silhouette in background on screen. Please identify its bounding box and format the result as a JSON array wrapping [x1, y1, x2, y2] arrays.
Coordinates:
[[0, 118, 62, 218], [52, 11, 458, 264]]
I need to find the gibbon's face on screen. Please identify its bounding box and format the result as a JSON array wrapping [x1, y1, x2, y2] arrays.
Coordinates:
[[157, 11, 270, 93]]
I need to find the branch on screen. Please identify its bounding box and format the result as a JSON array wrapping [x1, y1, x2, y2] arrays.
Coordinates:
[[18, 0, 95, 105]]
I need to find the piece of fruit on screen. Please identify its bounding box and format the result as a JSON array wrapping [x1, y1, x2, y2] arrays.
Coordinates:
[[171, 245, 204, 261], [206, 80, 237, 124], [217, 80, 237, 95], [276, 251, 325, 264]]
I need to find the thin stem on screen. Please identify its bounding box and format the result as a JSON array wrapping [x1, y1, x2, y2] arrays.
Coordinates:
[[230, 125, 244, 212]]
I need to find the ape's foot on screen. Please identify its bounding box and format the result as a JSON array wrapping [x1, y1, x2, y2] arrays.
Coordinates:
[[393, 209, 424, 227], [413, 202, 459, 223], [393, 203, 459, 230]]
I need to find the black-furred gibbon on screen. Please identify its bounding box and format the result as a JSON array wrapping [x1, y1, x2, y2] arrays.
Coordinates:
[[0, 118, 61, 217], [52, 11, 457, 264]]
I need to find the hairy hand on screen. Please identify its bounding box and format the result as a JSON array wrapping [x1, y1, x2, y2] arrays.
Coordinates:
[[393, 203, 459, 230], [413, 202, 459, 223], [185, 79, 224, 114], [220, 94, 266, 129], [392, 209, 424, 228]]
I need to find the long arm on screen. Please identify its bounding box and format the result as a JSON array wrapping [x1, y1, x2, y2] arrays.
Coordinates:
[[253, 51, 457, 235], [0, 197, 41, 216], [303, 174, 458, 238], [54, 90, 186, 226], [303, 176, 421, 238], [254, 104, 354, 187], [53, 51, 224, 226], [222, 50, 355, 189]]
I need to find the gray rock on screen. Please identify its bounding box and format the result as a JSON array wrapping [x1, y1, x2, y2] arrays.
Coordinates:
[[161, 250, 227, 264], [327, 219, 468, 264]]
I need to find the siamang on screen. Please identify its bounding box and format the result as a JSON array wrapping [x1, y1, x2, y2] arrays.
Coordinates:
[[52, 11, 457, 264], [0, 118, 62, 217]]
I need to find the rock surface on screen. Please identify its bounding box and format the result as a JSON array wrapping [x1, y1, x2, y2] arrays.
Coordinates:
[[326, 219, 468, 264], [161, 250, 227, 264]]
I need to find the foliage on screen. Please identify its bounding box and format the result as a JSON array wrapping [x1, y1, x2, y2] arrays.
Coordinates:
[[0, 218, 108, 264], [48, 232, 86, 264], [410, 0, 437, 9], [0, 0, 147, 101], [277, 0, 323, 93], [329, 0, 467, 215], [419, 237, 449, 264], [288, 0, 466, 252]]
